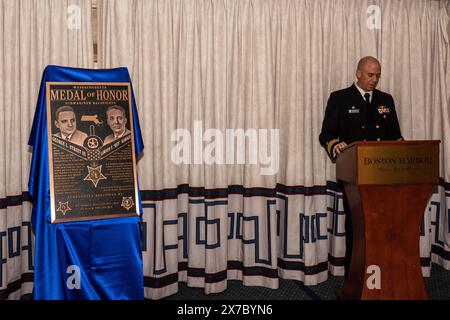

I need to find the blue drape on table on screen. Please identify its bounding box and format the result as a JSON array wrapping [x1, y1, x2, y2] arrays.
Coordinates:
[[28, 65, 144, 300]]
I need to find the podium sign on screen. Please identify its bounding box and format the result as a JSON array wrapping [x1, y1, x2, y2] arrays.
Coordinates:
[[337, 141, 439, 185], [336, 140, 440, 300]]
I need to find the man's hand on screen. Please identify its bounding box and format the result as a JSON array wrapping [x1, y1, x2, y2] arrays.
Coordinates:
[[335, 142, 348, 154]]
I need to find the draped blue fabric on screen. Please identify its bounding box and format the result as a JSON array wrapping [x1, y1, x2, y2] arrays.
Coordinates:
[[28, 65, 144, 300]]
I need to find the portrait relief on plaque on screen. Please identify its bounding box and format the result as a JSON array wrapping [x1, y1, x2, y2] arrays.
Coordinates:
[[46, 82, 140, 223]]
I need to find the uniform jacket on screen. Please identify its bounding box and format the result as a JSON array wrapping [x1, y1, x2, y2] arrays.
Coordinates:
[[319, 84, 403, 159]]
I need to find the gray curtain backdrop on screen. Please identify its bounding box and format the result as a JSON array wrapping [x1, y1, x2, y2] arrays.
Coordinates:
[[97, 0, 450, 299], [0, 0, 93, 299]]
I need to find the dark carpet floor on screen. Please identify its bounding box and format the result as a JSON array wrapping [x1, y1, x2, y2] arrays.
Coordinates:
[[165, 263, 450, 300]]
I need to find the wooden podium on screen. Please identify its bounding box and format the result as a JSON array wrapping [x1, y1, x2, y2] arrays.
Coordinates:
[[336, 140, 440, 300]]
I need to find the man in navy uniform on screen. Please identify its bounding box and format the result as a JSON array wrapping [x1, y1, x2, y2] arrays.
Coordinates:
[[319, 56, 403, 278]]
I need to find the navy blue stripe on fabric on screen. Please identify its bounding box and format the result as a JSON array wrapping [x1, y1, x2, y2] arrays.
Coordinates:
[[276, 184, 327, 195], [277, 259, 329, 275], [328, 254, 345, 267], [326, 180, 342, 192], [184, 261, 279, 280], [140, 184, 328, 201], [431, 244, 450, 261], [2, 179, 448, 208], [0, 192, 32, 209], [0, 272, 33, 300], [421, 257, 432, 267], [143, 260, 332, 289], [143, 272, 178, 289], [439, 178, 450, 191]]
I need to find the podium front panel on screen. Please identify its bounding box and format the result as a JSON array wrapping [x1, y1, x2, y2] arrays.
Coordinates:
[[356, 143, 439, 185]]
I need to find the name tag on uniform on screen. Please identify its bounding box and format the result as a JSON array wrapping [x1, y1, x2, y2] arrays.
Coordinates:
[[348, 109, 360, 114]]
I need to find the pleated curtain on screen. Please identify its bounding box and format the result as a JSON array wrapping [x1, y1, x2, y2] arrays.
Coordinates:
[[0, 0, 93, 299], [97, 0, 450, 299]]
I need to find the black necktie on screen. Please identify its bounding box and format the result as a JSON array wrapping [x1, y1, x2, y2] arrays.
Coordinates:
[[364, 93, 370, 104], [362, 93, 370, 135]]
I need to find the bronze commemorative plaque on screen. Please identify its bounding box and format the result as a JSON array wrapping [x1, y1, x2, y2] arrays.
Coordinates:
[[46, 82, 140, 223]]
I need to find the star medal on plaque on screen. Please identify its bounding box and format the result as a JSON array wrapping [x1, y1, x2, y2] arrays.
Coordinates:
[[121, 197, 135, 211], [84, 164, 107, 187], [56, 201, 72, 215]]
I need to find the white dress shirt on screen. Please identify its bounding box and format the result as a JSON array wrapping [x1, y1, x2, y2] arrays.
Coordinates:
[[355, 82, 373, 103]]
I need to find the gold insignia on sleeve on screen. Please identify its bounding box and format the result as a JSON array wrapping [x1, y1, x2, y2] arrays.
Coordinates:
[[326, 138, 339, 156]]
